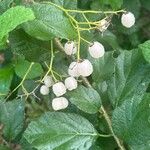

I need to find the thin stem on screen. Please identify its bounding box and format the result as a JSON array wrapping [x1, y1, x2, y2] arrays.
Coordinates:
[[66, 9, 126, 14], [98, 133, 112, 138], [5, 62, 34, 101], [78, 27, 97, 31], [100, 106, 125, 150], [81, 13, 92, 28], [80, 37, 91, 44], [42, 40, 57, 82]]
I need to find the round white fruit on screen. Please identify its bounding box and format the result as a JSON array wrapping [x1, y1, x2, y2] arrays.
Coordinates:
[[52, 82, 66, 97], [40, 85, 49, 95], [65, 77, 77, 91], [52, 97, 69, 110], [43, 75, 54, 87], [78, 59, 93, 77], [88, 41, 105, 58], [64, 41, 77, 55], [68, 61, 80, 77], [121, 12, 135, 28]]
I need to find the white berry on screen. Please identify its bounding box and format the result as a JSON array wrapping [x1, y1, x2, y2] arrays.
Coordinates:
[[88, 41, 105, 58], [78, 59, 93, 77], [40, 85, 49, 95], [52, 82, 66, 97], [68, 61, 80, 77], [121, 12, 135, 28], [65, 77, 77, 91], [43, 75, 54, 87], [64, 41, 77, 55], [52, 97, 69, 111]]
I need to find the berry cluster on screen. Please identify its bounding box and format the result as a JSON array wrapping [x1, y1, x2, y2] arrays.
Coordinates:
[[40, 11, 135, 111], [40, 75, 77, 111]]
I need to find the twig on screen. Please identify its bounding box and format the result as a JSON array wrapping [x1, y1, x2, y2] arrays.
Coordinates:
[[54, 38, 126, 150], [100, 106, 125, 150]]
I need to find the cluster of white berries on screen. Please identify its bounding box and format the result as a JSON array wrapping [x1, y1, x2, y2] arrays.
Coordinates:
[[40, 11, 135, 111], [66, 41, 105, 77], [40, 76, 54, 95], [40, 75, 77, 111]]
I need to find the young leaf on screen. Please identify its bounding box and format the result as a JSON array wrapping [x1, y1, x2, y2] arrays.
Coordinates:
[[0, 99, 25, 140], [0, 65, 13, 101], [112, 93, 150, 148], [0, 6, 35, 44], [24, 112, 98, 150], [139, 40, 150, 63], [15, 59, 43, 79], [22, 3, 77, 41], [67, 85, 101, 114]]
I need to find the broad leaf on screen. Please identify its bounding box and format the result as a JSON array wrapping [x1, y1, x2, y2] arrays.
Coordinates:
[[106, 49, 150, 106], [22, 3, 77, 41], [0, 6, 35, 44], [112, 93, 150, 148], [24, 112, 98, 150], [0, 99, 25, 140], [0, 65, 13, 100], [67, 85, 101, 114], [139, 40, 150, 63], [15, 59, 43, 79], [9, 29, 51, 62]]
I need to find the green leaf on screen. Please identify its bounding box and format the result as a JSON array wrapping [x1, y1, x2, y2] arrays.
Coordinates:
[[106, 49, 150, 106], [108, 0, 123, 9], [49, 0, 77, 9], [96, 30, 120, 50], [15, 59, 43, 79], [24, 112, 98, 150], [123, 0, 141, 18], [20, 137, 37, 150], [67, 85, 101, 114], [89, 51, 115, 83], [0, 99, 25, 140], [22, 3, 77, 41], [140, 0, 150, 11], [0, 65, 13, 100], [112, 94, 150, 148], [9, 29, 51, 62], [0, 6, 35, 43], [139, 40, 150, 63], [92, 0, 123, 10], [0, 0, 13, 14]]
